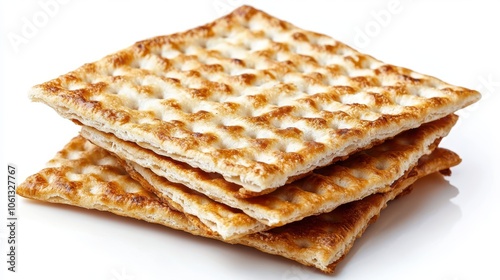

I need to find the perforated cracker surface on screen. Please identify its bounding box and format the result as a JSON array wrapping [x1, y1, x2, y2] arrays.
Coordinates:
[[120, 158, 269, 239], [30, 5, 480, 193], [82, 114, 457, 231], [15, 136, 210, 235], [17, 136, 461, 273]]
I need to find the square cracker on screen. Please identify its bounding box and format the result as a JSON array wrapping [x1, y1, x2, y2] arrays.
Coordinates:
[[80, 115, 457, 239], [17, 135, 461, 273], [29, 5, 479, 195]]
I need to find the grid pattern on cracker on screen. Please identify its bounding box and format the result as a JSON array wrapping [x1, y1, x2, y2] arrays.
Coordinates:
[[29, 5, 480, 194], [81, 114, 457, 233], [14, 136, 210, 235], [240, 148, 461, 273], [16, 135, 461, 273], [119, 158, 268, 239]]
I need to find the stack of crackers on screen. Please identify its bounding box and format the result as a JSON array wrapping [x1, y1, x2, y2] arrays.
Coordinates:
[[18, 6, 480, 273]]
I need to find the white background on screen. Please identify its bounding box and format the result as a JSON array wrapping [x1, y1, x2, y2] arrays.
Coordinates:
[[1, 1, 499, 279]]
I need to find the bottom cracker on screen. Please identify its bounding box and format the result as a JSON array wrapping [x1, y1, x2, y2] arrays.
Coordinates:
[[17, 136, 461, 273]]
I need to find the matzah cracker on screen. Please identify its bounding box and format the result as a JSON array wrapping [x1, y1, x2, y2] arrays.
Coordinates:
[[29, 5, 480, 195], [81, 114, 457, 232], [118, 157, 268, 239], [16, 136, 461, 273], [240, 148, 461, 273], [110, 115, 453, 239], [15, 137, 211, 235]]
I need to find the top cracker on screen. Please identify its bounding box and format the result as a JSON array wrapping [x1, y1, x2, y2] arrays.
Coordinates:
[[30, 5, 480, 195]]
